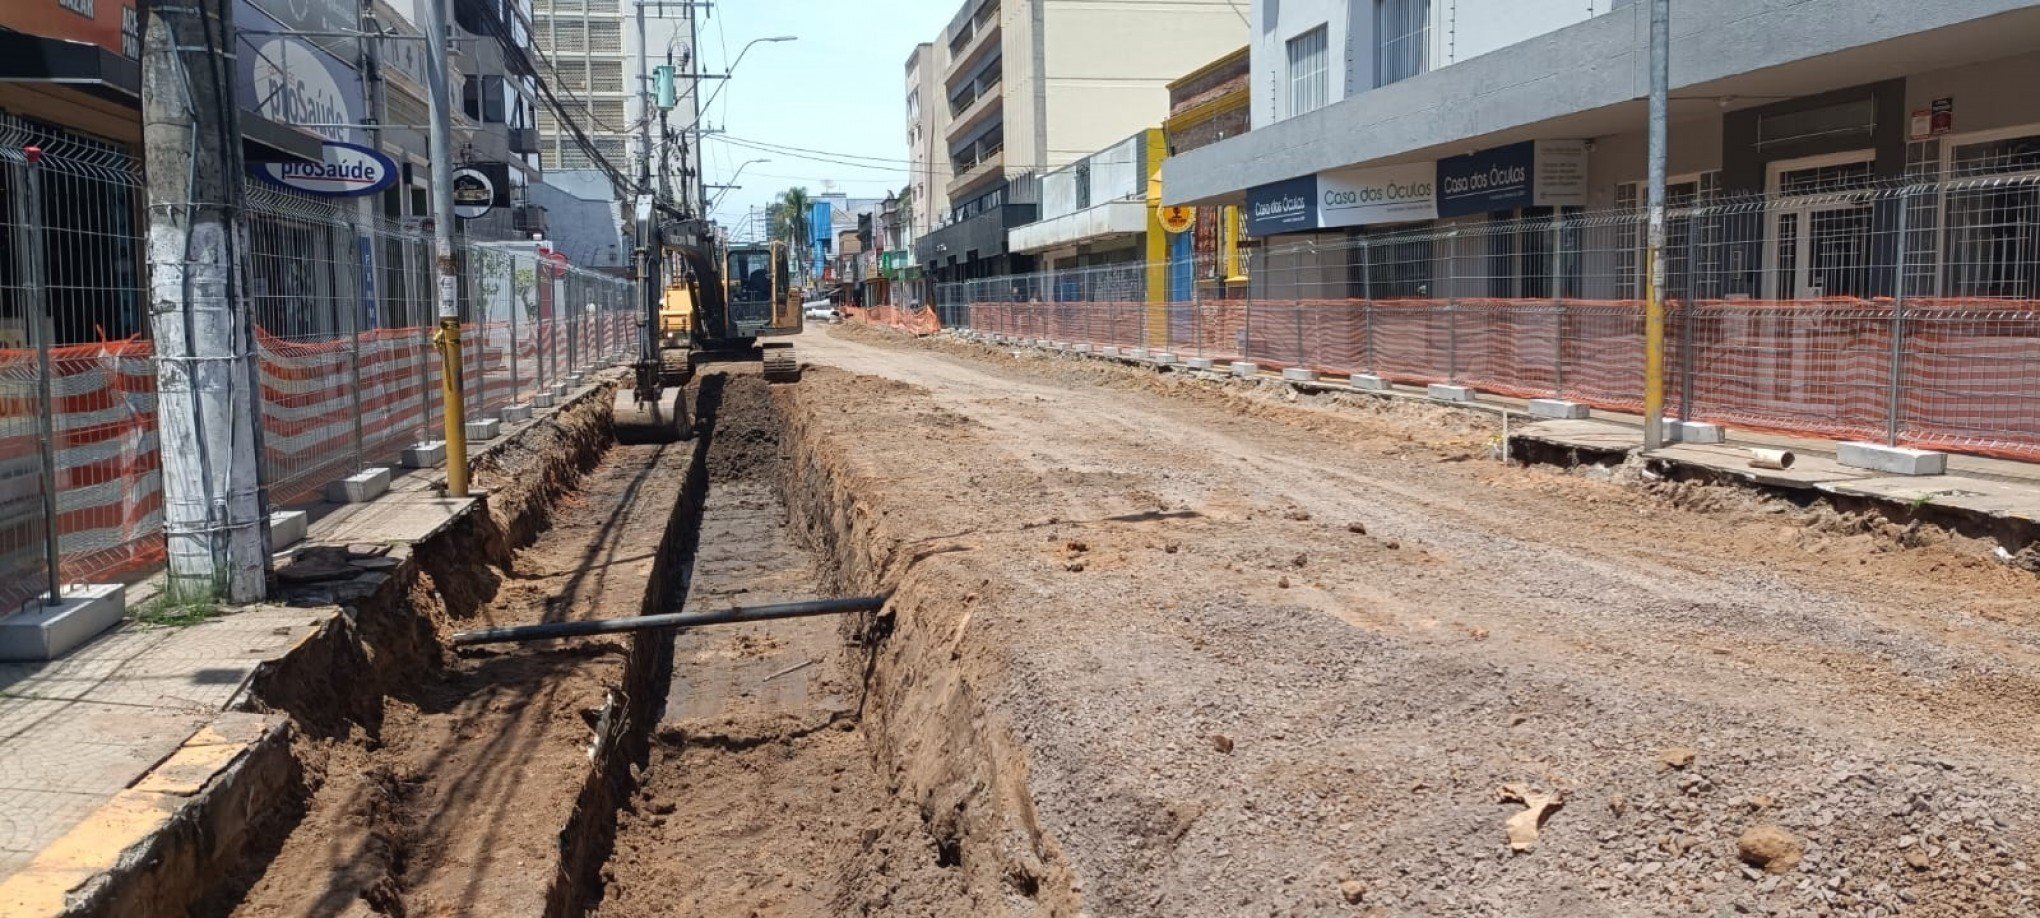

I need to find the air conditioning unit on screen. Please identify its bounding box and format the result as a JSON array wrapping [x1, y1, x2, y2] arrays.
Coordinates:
[[512, 204, 546, 234]]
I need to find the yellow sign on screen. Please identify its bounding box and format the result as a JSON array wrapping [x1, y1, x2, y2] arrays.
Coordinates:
[[1158, 205, 1196, 234]]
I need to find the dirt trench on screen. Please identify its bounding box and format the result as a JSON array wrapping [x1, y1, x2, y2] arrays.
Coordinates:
[[590, 371, 1040, 917], [214, 381, 704, 918]]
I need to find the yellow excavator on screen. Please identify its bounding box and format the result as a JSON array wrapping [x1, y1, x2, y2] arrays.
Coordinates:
[[615, 236, 802, 443]]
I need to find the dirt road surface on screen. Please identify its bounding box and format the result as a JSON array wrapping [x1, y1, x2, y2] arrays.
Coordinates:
[[779, 325, 2040, 917]]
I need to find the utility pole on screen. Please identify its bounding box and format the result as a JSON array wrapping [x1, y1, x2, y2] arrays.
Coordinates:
[[423, 0, 470, 496], [1642, 0, 1670, 450], [141, 0, 269, 602]]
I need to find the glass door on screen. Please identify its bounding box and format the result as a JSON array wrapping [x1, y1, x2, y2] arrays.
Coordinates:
[[1765, 153, 1877, 300]]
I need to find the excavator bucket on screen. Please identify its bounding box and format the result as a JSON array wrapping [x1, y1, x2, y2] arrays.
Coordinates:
[[761, 341, 799, 383], [613, 387, 691, 444]]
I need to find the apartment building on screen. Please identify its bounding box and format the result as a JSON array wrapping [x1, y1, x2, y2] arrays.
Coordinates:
[[915, 0, 1245, 286], [1165, 0, 2040, 303], [905, 43, 951, 252]]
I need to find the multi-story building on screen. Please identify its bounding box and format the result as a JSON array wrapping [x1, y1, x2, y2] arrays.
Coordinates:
[[914, 0, 1245, 286], [1163, 47, 1251, 302], [904, 43, 950, 258], [1165, 0, 2040, 304], [530, 0, 694, 204]]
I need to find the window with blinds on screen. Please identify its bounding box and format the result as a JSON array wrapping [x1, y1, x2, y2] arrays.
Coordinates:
[[1374, 0, 1429, 88], [1285, 26, 1328, 119]]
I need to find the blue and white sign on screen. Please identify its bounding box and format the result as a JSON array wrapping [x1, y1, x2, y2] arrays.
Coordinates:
[[1319, 162, 1436, 228], [1245, 174, 1319, 236], [257, 141, 399, 196], [1435, 140, 1588, 218]]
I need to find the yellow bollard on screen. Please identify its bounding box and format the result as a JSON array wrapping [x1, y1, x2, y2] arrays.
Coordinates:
[[436, 318, 469, 497]]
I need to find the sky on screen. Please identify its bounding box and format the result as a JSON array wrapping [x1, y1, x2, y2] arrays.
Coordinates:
[[693, 0, 960, 238]]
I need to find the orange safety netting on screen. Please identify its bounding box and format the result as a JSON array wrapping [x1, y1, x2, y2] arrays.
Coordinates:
[[967, 297, 2040, 464], [844, 304, 943, 336]]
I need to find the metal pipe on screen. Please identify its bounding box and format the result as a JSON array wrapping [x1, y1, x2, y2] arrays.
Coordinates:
[[451, 595, 891, 646], [423, 0, 467, 496]]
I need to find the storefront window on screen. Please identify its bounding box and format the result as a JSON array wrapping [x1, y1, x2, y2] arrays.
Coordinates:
[[1943, 133, 2040, 299]]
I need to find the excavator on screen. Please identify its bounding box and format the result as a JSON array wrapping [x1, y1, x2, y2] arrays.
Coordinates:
[[615, 232, 802, 443]]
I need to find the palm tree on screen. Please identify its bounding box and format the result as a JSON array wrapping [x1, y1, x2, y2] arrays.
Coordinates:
[[769, 186, 813, 287]]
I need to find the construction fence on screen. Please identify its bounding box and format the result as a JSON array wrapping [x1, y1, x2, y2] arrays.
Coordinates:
[[942, 171, 2040, 465], [1, 121, 635, 615]]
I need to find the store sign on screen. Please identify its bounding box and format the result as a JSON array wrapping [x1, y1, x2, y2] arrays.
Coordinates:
[[256, 141, 398, 196], [1245, 174, 1319, 236], [1318, 162, 1436, 228], [0, 0, 140, 59], [452, 168, 498, 219], [1435, 140, 1587, 218], [236, 1, 365, 146]]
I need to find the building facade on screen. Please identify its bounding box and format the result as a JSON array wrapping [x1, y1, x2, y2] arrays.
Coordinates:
[[915, 0, 1246, 287], [1165, 0, 2040, 305]]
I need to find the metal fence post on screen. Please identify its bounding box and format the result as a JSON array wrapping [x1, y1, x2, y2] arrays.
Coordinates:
[[1361, 236, 1376, 374], [346, 222, 366, 474], [1293, 301, 1305, 369], [508, 255, 522, 404], [1551, 214, 1565, 397], [1888, 188, 1911, 447], [1446, 232, 1460, 384], [24, 153, 61, 605], [1680, 205, 1700, 421]]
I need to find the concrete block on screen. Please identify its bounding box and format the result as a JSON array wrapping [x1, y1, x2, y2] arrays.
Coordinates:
[[1664, 420, 1725, 445], [1838, 441, 1947, 476], [465, 418, 501, 442], [1072, 343, 1092, 354], [1528, 398, 1591, 420], [1128, 348, 1151, 361], [269, 510, 309, 548], [1185, 358, 1215, 370], [1050, 341, 1069, 351], [400, 441, 446, 468], [1231, 361, 1259, 378], [1428, 384, 1476, 402], [1282, 367, 1318, 382], [0, 584, 127, 661], [567, 371, 585, 383], [532, 392, 557, 409], [500, 404, 533, 423], [550, 383, 568, 399], [1152, 353, 1178, 366], [324, 467, 392, 504], [1099, 346, 1122, 358], [1351, 374, 1391, 391]]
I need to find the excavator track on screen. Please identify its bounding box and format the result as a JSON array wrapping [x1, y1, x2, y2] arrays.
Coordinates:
[[761, 342, 799, 383]]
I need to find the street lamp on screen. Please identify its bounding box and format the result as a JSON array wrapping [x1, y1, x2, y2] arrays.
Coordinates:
[[706, 158, 769, 215], [690, 36, 796, 214]]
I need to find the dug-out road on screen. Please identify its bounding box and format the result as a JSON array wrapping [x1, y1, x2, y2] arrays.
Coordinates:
[[780, 324, 2040, 917]]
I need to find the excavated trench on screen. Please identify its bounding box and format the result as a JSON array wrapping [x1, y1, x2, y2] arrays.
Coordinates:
[[188, 367, 1072, 917]]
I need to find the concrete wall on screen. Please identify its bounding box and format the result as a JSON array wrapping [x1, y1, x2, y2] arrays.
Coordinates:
[[1251, 0, 1348, 130]]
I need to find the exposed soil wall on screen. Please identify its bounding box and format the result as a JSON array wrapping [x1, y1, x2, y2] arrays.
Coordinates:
[[773, 377, 1084, 916]]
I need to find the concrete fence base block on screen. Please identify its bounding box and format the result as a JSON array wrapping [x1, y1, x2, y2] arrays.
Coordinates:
[[1049, 341, 1069, 350], [1128, 348, 1152, 361], [1152, 353, 1177, 366], [269, 510, 309, 548], [0, 584, 128, 661], [550, 383, 568, 398], [1428, 384, 1476, 402], [1071, 343, 1092, 354], [401, 441, 445, 469], [1838, 441, 1948, 476], [1282, 367, 1318, 383], [1528, 398, 1591, 420], [1350, 374, 1392, 391], [325, 467, 392, 504], [532, 392, 557, 409], [1099, 346, 1122, 358], [465, 419, 502, 442], [500, 405, 533, 423], [1664, 420, 1726, 445], [1185, 358, 1215, 370], [1230, 361, 1259, 378]]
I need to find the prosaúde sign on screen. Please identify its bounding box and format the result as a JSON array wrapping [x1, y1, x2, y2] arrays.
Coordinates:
[[256, 141, 397, 197]]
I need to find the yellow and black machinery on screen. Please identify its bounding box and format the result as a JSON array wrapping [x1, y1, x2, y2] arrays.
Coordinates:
[[616, 231, 803, 444]]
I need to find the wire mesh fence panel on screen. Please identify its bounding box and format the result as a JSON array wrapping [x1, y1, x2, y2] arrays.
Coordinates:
[[1898, 306, 2040, 461]]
